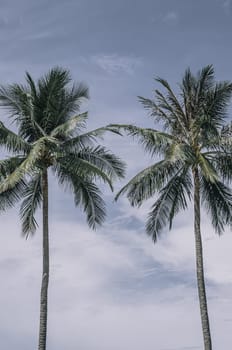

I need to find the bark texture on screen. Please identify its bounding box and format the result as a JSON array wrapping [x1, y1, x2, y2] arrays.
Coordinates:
[[193, 168, 212, 350], [38, 169, 49, 350]]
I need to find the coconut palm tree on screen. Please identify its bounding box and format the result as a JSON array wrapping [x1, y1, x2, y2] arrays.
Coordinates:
[[0, 67, 125, 350], [111, 65, 232, 350]]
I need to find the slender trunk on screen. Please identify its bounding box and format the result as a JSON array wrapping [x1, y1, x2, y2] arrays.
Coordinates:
[[38, 169, 49, 350], [193, 168, 212, 350]]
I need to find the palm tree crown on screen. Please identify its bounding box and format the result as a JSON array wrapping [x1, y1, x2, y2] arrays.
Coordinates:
[[113, 65, 232, 239], [0, 67, 125, 234]]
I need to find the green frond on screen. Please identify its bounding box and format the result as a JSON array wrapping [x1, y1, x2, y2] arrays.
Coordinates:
[[54, 164, 106, 228], [0, 156, 27, 210], [56, 152, 115, 191], [50, 112, 88, 138], [155, 77, 185, 119], [0, 156, 26, 176], [165, 142, 195, 163], [196, 65, 214, 96], [36, 67, 89, 133], [108, 124, 173, 156], [0, 138, 46, 192], [203, 81, 232, 129], [20, 173, 42, 236], [210, 153, 232, 183], [77, 146, 126, 180], [115, 160, 182, 206], [138, 96, 173, 128], [0, 121, 31, 153], [198, 153, 218, 182], [146, 168, 192, 241], [200, 175, 232, 234], [0, 84, 26, 117], [64, 125, 122, 151], [72, 178, 106, 229]]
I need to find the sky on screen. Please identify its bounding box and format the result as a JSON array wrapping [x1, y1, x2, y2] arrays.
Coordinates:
[[0, 0, 232, 349]]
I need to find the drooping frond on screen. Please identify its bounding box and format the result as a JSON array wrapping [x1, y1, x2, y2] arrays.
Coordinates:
[[0, 121, 31, 153], [50, 112, 88, 138], [76, 146, 126, 180], [198, 153, 218, 182], [0, 180, 26, 211], [202, 81, 232, 131], [0, 157, 27, 210], [108, 124, 173, 156], [0, 84, 28, 117], [56, 151, 114, 191], [146, 168, 192, 241], [72, 178, 106, 229], [200, 175, 232, 234], [64, 126, 122, 150], [115, 160, 182, 206], [208, 152, 232, 183], [0, 156, 25, 209], [0, 83, 43, 141], [165, 142, 195, 163], [55, 164, 106, 228], [20, 173, 42, 236], [0, 156, 26, 176], [0, 138, 46, 192]]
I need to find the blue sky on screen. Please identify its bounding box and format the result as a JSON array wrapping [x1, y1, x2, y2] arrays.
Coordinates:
[[1, 0, 232, 349]]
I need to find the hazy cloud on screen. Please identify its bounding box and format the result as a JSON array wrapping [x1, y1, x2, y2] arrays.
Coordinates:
[[222, 0, 231, 13], [163, 11, 179, 23], [91, 54, 143, 75]]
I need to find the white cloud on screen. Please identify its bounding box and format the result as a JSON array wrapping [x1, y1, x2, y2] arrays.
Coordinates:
[[91, 54, 143, 75], [1, 207, 232, 349], [222, 0, 231, 13], [163, 11, 179, 23]]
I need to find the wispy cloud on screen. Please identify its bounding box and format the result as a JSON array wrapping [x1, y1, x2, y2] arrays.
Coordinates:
[[91, 54, 143, 75], [222, 0, 231, 14], [163, 11, 179, 23], [22, 31, 53, 41]]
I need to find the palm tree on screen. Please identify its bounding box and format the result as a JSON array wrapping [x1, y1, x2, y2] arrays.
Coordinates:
[[0, 67, 125, 350], [111, 65, 232, 350]]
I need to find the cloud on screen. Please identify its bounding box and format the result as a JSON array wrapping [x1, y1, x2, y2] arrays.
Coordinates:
[[91, 54, 143, 75], [1, 205, 232, 349], [22, 31, 53, 41], [222, 0, 231, 13], [163, 11, 179, 23]]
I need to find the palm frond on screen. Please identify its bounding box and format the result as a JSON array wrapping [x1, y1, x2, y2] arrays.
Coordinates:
[[155, 77, 186, 119], [115, 160, 182, 206], [50, 112, 88, 138], [203, 81, 232, 130], [20, 173, 42, 236], [0, 138, 46, 192], [72, 178, 106, 229], [76, 146, 126, 180], [56, 152, 115, 191], [146, 168, 192, 241], [200, 175, 232, 234], [198, 153, 218, 182], [64, 126, 123, 150], [55, 164, 106, 228], [108, 124, 173, 156], [203, 149, 232, 183], [35, 67, 89, 133], [0, 121, 31, 153]]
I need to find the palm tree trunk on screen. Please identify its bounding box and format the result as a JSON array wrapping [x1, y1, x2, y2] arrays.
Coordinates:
[[38, 169, 49, 350], [193, 168, 212, 350]]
